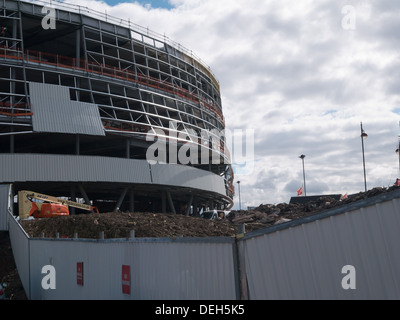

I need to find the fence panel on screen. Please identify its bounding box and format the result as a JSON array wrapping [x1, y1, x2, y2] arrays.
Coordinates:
[[8, 188, 400, 300], [0, 185, 11, 231], [243, 198, 400, 300], [28, 238, 237, 300], [8, 212, 31, 299]]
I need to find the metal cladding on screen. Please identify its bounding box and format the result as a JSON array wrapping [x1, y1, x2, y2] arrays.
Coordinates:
[[0, 0, 234, 211], [30, 82, 105, 136]]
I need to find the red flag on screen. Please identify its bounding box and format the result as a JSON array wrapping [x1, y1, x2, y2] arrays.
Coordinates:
[[297, 187, 303, 196], [341, 193, 348, 200]]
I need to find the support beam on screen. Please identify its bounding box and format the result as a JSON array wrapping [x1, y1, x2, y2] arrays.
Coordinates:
[[115, 187, 129, 211], [10, 134, 14, 154], [166, 190, 176, 214], [78, 184, 90, 205], [186, 194, 194, 216], [70, 186, 76, 215], [192, 196, 199, 217], [76, 28, 81, 67], [75, 135, 80, 155], [161, 190, 167, 213], [129, 188, 134, 212], [126, 138, 130, 159]]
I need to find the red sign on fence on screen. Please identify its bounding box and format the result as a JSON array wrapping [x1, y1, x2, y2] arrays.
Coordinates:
[[77, 262, 84, 286], [122, 265, 131, 295]]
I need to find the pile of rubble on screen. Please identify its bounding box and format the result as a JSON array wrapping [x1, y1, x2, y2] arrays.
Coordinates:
[[227, 186, 400, 232]]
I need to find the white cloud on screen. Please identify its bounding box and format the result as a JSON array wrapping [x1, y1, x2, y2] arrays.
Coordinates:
[[59, 0, 400, 207]]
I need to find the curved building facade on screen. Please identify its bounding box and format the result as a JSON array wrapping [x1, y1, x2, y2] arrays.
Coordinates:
[[0, 0, 234, 214]]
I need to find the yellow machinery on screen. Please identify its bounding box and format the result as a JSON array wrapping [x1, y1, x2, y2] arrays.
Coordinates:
[[18, 190, 99, 219]]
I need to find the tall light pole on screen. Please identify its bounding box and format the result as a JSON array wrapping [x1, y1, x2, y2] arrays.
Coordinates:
[[360, 122, 368, 192], [299, 155, 306, 197], [396, 121, 400, 178], [237, 180, 241, 212]]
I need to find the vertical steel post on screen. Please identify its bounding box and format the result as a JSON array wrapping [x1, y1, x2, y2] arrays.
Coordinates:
[[361, 122, 368, 192], [299, 155, 307, 197], [237, 181, 241, 212], [398, 121, 400, 178]]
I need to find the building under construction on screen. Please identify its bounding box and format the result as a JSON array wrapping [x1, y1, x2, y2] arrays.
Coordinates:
[[0, 0, 234, 214]]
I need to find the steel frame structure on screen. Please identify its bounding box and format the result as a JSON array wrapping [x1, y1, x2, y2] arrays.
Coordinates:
[[0, 0, 234, 213]]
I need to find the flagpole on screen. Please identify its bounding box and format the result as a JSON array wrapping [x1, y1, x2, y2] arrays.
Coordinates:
[[361, 122, 368, 192], [299, 155, 307, 197], [397, 121, 400, 178]]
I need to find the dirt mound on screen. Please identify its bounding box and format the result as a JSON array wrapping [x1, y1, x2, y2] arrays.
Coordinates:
[[227, 186, 400, 231], [21, 186, 400, 239], [21, 211, 238, 239]]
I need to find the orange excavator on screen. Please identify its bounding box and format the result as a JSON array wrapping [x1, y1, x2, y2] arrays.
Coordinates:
[[18, 190, 98, 219]]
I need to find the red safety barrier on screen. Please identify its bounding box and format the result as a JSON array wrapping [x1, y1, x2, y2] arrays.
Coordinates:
[[0, 101, 32, 117]]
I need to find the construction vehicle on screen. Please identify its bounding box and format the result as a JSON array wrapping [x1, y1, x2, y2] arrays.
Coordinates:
[[18, 190, 99, 219], [201, 209, 229, 220]]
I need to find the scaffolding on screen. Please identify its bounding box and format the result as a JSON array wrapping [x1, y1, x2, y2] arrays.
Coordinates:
[[0, 0, 234, 209]]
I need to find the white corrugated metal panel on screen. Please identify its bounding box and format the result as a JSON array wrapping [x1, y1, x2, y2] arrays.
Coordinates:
[[28, 238, 237, 300], [0, 155, 226, 196], [8, 213, 31, 299], [29, 82, 105, 136], [0, 185, 11, 231], [151, 164, 226, 195], [244, 196, 400, 300], [0, 154, 152, 184]]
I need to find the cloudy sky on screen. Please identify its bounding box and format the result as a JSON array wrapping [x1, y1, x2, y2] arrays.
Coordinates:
[[50, 0, 400, 208]]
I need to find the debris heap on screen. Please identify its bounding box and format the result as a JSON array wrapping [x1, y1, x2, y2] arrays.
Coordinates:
[[227, 186, 399, 232]]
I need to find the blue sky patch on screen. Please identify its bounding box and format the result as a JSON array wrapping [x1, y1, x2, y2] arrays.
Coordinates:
[[392, 107, 400, 115], [102, 0, 174, 9]]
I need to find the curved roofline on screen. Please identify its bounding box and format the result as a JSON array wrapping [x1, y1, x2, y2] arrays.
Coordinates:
[[22, 0, 219, 84]]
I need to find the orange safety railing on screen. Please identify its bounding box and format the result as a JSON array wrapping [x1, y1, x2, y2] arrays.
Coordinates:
[[0, 45, 225, 124], [102, 120, 149, 133], [0, 101, 32, 117]]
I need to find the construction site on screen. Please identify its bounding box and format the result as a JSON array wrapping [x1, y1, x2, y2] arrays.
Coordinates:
[[2, 185, 400, 299], [0, 0, 234, 216], [1, 0, 400, 301]]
